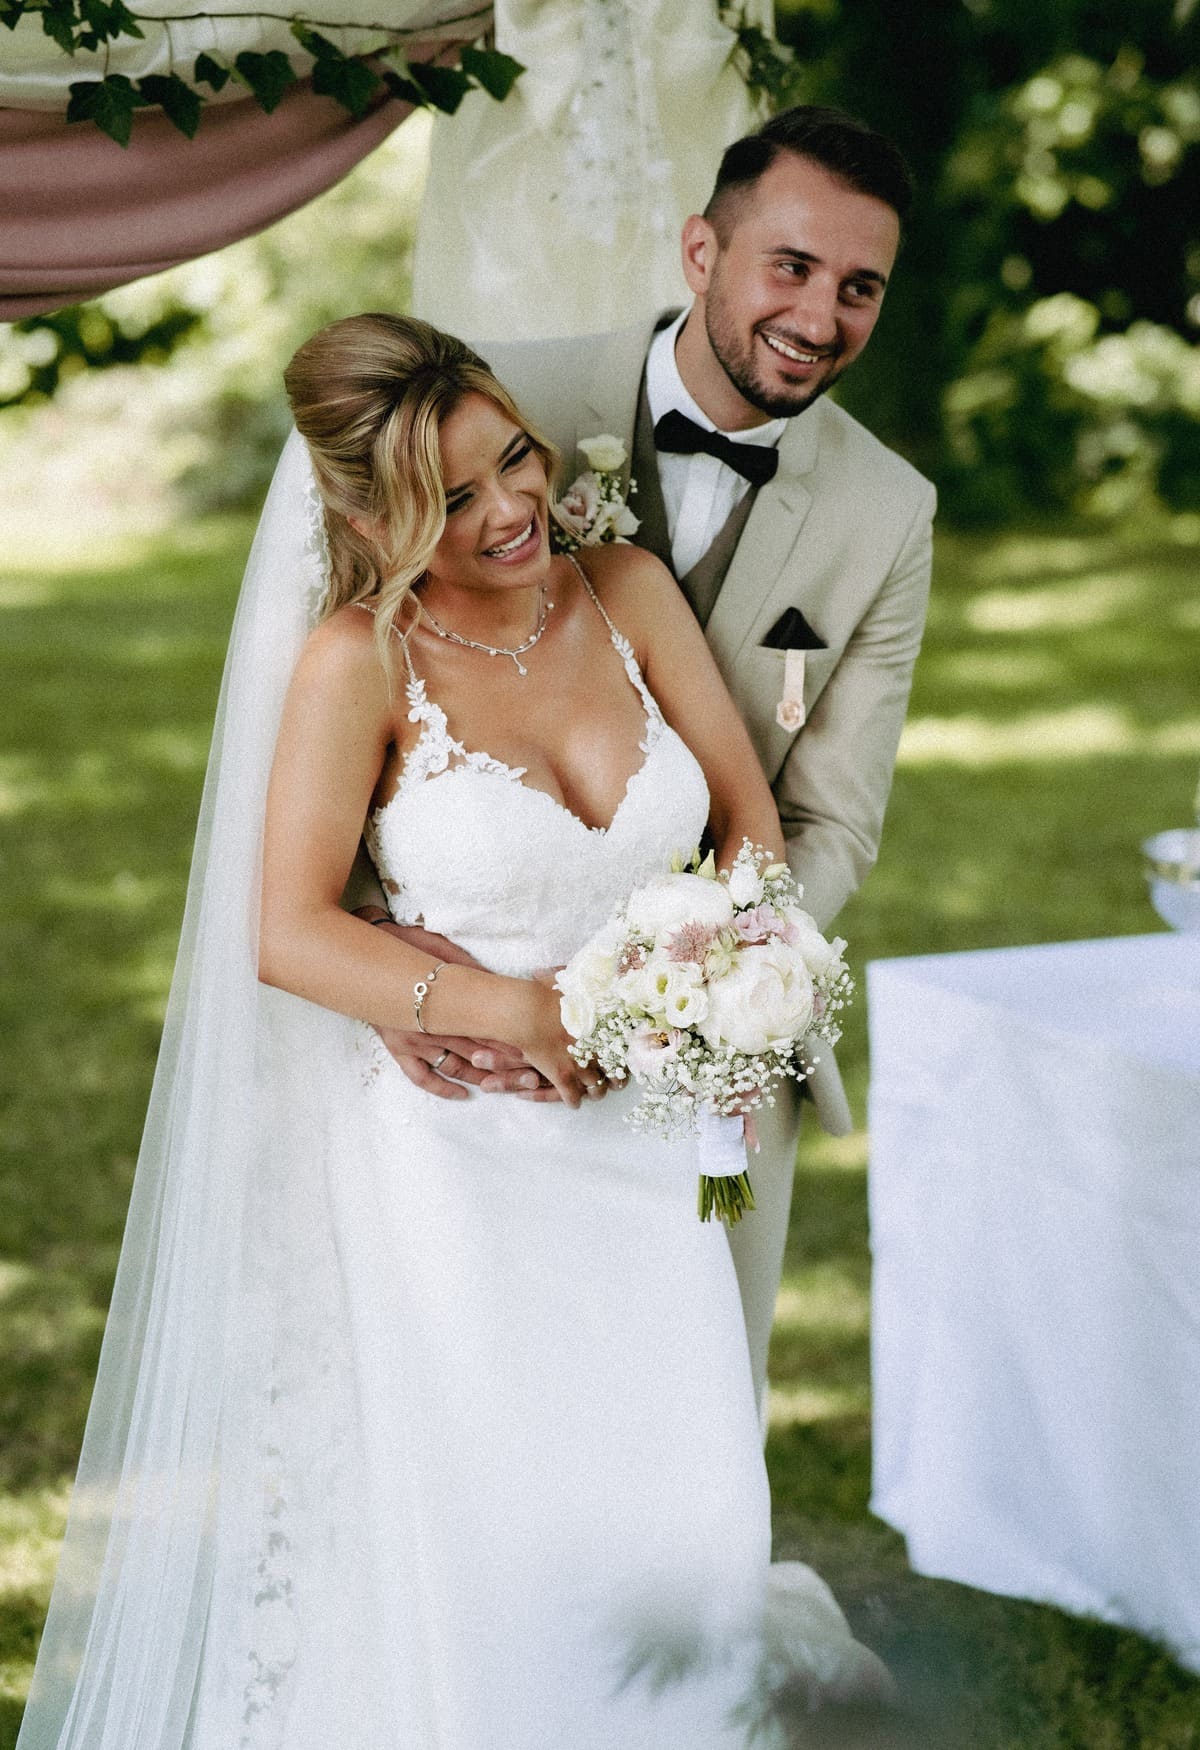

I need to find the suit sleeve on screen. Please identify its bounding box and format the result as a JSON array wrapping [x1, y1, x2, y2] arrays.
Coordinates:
[[774, 481, 935, 933]]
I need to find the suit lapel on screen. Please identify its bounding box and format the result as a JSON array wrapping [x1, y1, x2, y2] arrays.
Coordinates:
[[631, 377, 672, 569], [578, 317, 661, 493]]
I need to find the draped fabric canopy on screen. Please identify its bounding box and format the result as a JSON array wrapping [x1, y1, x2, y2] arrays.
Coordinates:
[[0, 1, 491, 319]]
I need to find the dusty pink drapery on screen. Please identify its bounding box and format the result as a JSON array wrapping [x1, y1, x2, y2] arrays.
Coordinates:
[[0, 75, 421, 320]]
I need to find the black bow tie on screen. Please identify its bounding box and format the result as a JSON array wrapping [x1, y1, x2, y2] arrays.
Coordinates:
[[653, 408, 779, 487]]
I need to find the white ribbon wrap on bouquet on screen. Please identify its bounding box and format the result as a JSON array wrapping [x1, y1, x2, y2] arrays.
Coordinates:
[[696, 1107, 749, 1181], [412, 0, 773, 340]]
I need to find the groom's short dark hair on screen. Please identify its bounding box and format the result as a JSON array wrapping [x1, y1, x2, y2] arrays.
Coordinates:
[[706, 105, 914, 236]]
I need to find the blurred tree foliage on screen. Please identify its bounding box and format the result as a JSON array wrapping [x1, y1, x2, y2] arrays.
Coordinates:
[[776, 0, 1200, 518]]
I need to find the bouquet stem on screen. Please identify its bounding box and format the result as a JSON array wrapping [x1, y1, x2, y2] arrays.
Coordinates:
[[698, 1171, 756, 1226]]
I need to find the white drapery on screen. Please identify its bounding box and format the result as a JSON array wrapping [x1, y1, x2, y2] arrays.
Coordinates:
[[413, 0, 773, 339]]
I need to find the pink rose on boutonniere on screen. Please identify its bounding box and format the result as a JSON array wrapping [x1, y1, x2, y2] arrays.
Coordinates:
[[550, 435, 639, 552]]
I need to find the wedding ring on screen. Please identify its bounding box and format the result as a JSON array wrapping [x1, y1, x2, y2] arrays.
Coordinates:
[[431, 1049, 451, 1072]]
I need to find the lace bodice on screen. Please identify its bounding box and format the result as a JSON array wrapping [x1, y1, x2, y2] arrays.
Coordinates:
[[364, 571, 709, 977]]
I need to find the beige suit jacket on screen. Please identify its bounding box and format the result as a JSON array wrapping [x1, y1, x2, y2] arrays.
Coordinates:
[[476, 317, 936, 1134]]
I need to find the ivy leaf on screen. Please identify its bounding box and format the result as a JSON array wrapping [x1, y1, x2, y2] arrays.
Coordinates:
[[194, 51, 230, 93], [138, 71, 202, 138], [66, 73, 146, 147], [234, 49, 297, 114], [291, 23, 381, 117], [408, 60, 473, 116], [312, 53, 381, 119], [106, 0, 143, 39], [39, 2, 79, 55], [76, 0, 142, 43], [381, 67, 424, 109], [460, 46, 525, 103], [0, 0, 26, 25]]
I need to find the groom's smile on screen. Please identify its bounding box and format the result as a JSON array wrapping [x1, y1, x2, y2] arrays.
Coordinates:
[[677, 152, 899, 429]]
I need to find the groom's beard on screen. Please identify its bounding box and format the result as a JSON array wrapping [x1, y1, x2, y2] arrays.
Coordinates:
[[704, 307, 847, 421]]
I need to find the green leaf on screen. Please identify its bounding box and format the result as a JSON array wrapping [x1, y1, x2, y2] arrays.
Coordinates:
[[77, 0, 142, 43], [193, 51, 230, 93], [234, 49, 297, 115], [409, 60, 473, 115], [459, 45, 525, 103], [66, 74, 145, 147], [695, 849, 717, 880], [138, 72, 202, 139], [106, 0, 143, 39], [312, 52, 381, 120], [381, 68, 425, 109], [39, 2, 77, 55]]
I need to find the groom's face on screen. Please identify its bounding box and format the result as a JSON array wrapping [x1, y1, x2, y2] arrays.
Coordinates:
[[681, 152, 900, 426]]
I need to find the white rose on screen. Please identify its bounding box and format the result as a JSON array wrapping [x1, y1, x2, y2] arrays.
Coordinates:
[[782, 907, 847, 979], [578, 433, 627, 472], [697, 941, 814, 1055], [625, 872, 735, 940], [726, 860, 764, 909]]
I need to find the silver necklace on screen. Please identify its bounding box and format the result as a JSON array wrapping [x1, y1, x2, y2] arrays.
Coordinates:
[[419, 585, 554, 677]]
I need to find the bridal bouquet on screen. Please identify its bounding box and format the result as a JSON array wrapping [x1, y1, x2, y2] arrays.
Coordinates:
[[550, 434, 639, 551], [556, 842, 853, 1224]]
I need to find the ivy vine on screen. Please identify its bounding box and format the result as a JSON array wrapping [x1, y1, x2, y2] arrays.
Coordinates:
[[0, 2, 524, 145]]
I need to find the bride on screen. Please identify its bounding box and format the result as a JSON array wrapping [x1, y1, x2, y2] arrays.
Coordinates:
[[17, 313, 889, 1750]]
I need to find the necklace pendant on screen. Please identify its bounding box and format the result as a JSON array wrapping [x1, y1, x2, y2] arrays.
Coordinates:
[[513, 657, 529, 677]]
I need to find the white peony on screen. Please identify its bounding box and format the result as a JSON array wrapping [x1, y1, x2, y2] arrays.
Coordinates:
[[578, 433, 627, 472], [559, 985, 598, 1039], [697, 941, 815, 1055], [726, 859, 765, 909], [557, 919, 625, 1037], [625, 872, 735, 939], [782, 907, 847, 979]]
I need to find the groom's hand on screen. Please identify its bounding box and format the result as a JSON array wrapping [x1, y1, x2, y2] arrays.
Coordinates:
[[357, 913, 558, 1100]]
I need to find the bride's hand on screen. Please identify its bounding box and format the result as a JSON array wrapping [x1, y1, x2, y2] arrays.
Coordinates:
[[516, 981, 609, 1110], [360, 914, 556, 1100]]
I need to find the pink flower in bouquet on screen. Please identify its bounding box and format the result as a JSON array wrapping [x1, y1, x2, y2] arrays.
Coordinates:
[[626, 1022, 684, 1080], [665, 920, 719, 964], [734, 903, 798, 946]]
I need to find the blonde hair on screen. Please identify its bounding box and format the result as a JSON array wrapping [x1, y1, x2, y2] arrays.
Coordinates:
[[283, 313, 557, 672]]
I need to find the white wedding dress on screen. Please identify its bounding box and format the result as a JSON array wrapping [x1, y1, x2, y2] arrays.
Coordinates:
[[182, 583, 885, 1750]]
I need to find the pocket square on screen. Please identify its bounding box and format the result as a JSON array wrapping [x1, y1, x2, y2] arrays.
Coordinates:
[[760, 606, 827, 651]]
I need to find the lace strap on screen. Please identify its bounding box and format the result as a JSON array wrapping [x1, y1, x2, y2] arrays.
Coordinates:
[[351, 599, 419, 688], [565, 553, 662, 729]]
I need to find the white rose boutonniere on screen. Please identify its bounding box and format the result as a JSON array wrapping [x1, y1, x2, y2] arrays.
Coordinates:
[[550, 435, 640, 552]]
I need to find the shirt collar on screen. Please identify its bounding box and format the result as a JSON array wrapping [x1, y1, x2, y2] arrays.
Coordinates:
[[645, 305, 787, 449]]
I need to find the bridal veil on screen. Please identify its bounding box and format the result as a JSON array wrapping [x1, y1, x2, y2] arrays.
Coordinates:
[[15, 433, 358, 1750]]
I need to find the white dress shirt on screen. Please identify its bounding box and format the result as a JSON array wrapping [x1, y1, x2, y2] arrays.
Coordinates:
[[644, 307, 786, 579]]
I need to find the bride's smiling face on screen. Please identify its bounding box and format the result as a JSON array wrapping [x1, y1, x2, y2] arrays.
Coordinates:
[[424, 392, 551, 597]]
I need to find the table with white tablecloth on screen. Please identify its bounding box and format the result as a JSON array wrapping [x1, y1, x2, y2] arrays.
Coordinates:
[[867, 932, 1200, 1671]]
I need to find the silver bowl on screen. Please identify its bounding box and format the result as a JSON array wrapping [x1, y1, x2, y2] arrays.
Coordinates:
[[1143, 828, 1200, 931]]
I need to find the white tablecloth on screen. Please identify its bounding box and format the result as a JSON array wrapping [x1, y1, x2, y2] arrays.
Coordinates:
[[867, 932, 1200, 1672]]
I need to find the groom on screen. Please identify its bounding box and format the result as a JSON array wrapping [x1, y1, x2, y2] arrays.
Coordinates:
[[368, 104, 935, 1411]]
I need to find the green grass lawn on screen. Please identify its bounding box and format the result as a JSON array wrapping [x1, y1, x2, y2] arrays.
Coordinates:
[[2, 513, 1199, 1747]]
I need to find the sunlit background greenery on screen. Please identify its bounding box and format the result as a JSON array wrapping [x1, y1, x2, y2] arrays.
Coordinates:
[[2, 1, 1199, 1744]]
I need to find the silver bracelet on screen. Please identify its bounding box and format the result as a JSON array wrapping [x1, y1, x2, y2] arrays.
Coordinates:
[[412, 962, 447, 1034]]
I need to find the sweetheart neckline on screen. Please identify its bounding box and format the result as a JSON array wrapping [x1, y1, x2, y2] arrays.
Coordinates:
[[370, 723, 686, 840]]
